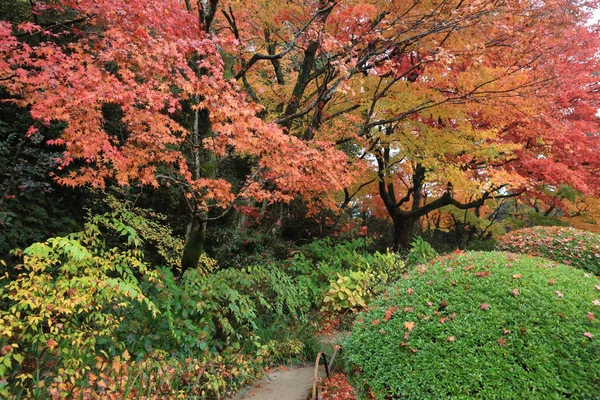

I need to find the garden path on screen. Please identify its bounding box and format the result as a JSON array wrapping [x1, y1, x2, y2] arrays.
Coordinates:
[[229, 364, 318, 400], [229, 331, 349, 400]]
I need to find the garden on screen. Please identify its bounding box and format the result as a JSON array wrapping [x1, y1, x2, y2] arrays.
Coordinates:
[[1, 0, 600, 399]]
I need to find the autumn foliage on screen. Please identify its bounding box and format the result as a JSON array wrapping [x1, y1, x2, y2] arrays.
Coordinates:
[[0, 0, 357, 213]]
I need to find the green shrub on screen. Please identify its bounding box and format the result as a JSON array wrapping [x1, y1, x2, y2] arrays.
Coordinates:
[[0, 215, 157, 398], [406, 236, 438, 266], [121, 261, 304, 356], [288, 238, 405, 310], [323, 271, 373, 313], [344, 252, 600, 399], [497, 226, 600, 275]]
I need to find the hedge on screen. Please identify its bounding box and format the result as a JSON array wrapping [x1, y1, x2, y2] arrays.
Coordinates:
[[344, 252, 600, 399]]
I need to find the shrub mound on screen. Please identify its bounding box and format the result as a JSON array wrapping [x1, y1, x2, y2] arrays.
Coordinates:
[[497, 226, 600, 275], [344, 252, 600, 399]]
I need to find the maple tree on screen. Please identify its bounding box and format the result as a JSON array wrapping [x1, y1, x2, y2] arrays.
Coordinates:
[[0, 0, 357, 271], [212, 0, 600, 249]]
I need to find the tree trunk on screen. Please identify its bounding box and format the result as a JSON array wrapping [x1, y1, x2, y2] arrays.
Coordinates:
[[179, 107, 212, 275], [181, 212, 207, 275], [392, 215, 417, 251]]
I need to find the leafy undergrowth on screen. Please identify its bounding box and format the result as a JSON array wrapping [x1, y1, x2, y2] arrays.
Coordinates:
[[497, 226, 600, 275], [45, 350, 262, 399], [344, 252, 600, 399]]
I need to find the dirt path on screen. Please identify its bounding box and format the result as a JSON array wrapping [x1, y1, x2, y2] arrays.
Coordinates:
[[230, 365, 320, 400]]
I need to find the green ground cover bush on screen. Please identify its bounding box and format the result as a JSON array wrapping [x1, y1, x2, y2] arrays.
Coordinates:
[[344, 252, 600, 399], [497, 226, 600, 275]]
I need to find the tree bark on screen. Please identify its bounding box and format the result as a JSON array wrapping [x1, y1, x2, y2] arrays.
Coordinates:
[[181, 211, 207, 275], [392, 214, 417, 250]]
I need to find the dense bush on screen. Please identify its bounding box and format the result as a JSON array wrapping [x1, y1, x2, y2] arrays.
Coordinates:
[[288, 238, 405, 310], [0, 212, 309, 398], [406, 236, 438, 267], [497, 226, 600, 275], [344, 252, 600, 399], [0, 214, 157, 397]]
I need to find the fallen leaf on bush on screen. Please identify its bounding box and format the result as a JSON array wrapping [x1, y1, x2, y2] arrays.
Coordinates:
[[447, 336, 456, 342], [595, 285, 600, 291], [593, 299, 600, 306], [549, 279, 556, 285], [427, 281, 434, 285], [404, 332, 410, 340], [403, 306, 414, 313], [400, 342, 408, 347], [427, 302, 433, 306], [555, 291, 564, 298], [587, 312, 595, 322], [47, 339, 58, 349], [498, 337, 507, 346], [503, 329, 511, 334], [480, 303, 490, 310], [411, 347, 417, 353], [439, 317, 447, 324], [379, 329, 386, 334], [512, 274, 522, 279], [584, 332, 594, 340], [520, 326, 527, 334], [474, 271, 490, 278], [511, 288, 520, 296], [404, 321, 415, 331], [371, 319, 380, 325], [407, 288, 413, 295], [440, 299, 447, 309], [384, 306, 398, 321], [449, 312, 457, 320]]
